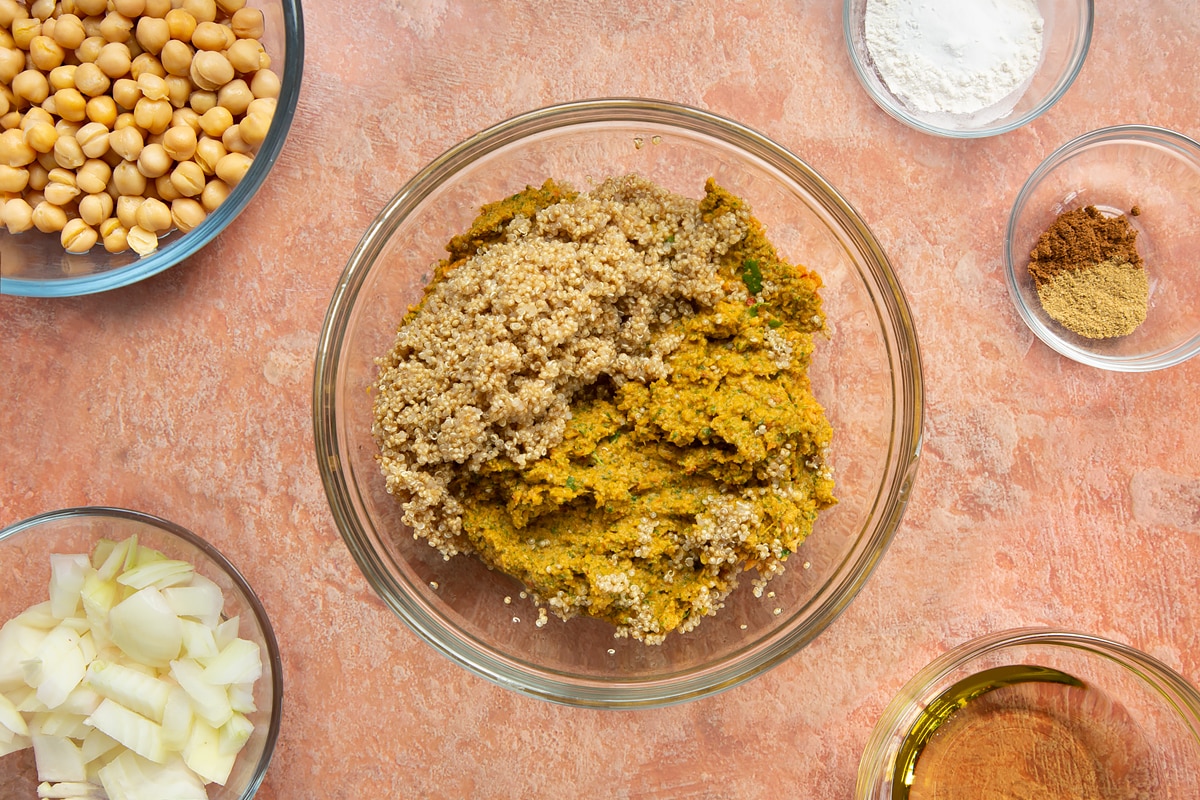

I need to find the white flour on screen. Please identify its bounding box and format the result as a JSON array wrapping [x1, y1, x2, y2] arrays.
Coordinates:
[[865, 0, 1045, 116]]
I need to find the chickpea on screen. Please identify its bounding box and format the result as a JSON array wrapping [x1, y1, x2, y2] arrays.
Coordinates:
[[115, 193, 141, 227], [76, 121, 110, 158], [31, 200, 67, 233], [61, 217, 98, 252], [81, 15, 105, 40], [159, 39, 192, 76], [13, 69, 51, 105], [78, 190, 113, 225], [190, 21, 226, 52], [126, 224, 158, 255], [53, 134, 85, 168], [136, 141, 170, 177], [144, 0, 172, 17], [74, 36, 105, 64], [75, 0, 109, 16], [29, 0, 55, 21], [21, 108, 53, 131], [25, 160, 48, 190], [41, 94, 58, 117], [43, 180, 80, 207], [135, 16, 169, 55], [95, 42, 132, 80], [182, 0, 217, 24], [53, 119, 81, 138], [48, 65, 77, 93], [168, 158, 204, 196], [189, 89, 216, 114], [37, 150, 58, 171], [0, 47, 26, 84], [0, 128, 37, 166], [103, 222, 129, 253], [76, 158, 111, 194], [86, 95, 118, 126], [230, 7, 263, 40], [22, 121, 58, 153], [98, 12, 134, 45], [136, 72, 170, 102], [54, 88, 88, 122], [52, 14, 87, 50], [112, 160, 146, 194], [161, 123, 196, 160], [73, 62, 111, 97], [153, 172, 181, 201], [214, 151, 250, 187], [0, 92, 7, 119], [0, 112, 17, 132], [170, 196, 205, 231], [29, 35, 65, 72], [11, 20, 43, 52], [134, 96, 171, 133], [216, 0, 247, 15], [198, 105, 232, 137], [113, 0, 147, 17], [237, 107, 271, 143], [169, 106, 200, 132], [225, 38, 263, 75], [113, 111, 138, 130], [193, 135, 224, 174], [0, 163, 29, 192], [112, 77, 141, 110], [250, 69, 281, 100], [130, 53, 166, 80], [216, 78, 252, 116], [108, 125, 145, 162], [2, 196, 34, 233], [164, 9, 197, 42], [156, 75, 186, 110], [221, 123, 252, 154], [190, 51, 233, 92]]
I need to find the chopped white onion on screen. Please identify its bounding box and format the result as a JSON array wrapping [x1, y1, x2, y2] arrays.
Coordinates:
[[0, 535, 266, 800]]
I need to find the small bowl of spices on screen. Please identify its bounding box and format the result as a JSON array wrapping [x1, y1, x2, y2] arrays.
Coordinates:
[[1005, 125, 1200, 371], [856, 628, 1200, 799], [843, 0, 1093, 137]]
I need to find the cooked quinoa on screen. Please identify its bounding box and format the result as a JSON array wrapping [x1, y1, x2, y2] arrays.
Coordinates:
[[372, 174, 835, 643]]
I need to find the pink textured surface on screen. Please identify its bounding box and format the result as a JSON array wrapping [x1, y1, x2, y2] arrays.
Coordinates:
[[3, 2, 1199, 798]]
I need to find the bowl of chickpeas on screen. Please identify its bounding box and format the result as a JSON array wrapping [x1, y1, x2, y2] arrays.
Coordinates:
[[0, 0, 303, 297]]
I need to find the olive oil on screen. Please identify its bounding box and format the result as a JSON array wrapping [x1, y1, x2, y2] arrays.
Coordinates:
[[893, 666, 1161, 800]]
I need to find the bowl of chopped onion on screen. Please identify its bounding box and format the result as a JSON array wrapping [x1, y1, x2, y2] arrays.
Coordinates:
[[0, 506, 282, 800], [315, 99, 924, 707], [0, 0, 303, 297]]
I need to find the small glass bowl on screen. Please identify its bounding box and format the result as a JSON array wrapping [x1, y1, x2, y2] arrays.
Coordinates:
[[0, 1, 304, 298], [314, 98, 924, 708], [0, 507, 283, 799], [1005, 125, 1200, 371], [856, 628, 1200, 799], [843, 0, 1093, 138]]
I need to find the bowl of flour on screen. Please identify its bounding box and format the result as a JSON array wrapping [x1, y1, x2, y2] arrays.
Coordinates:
[[843, 0, 1093, 137]]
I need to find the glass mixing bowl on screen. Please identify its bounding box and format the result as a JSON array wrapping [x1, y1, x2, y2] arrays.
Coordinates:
[[844, 0, 1093, 138], [314, 99, 924, 707], [1005, 125, 1200, 371], [0, 507, 283, 799], [1, 0, 304, 297], [857, 628, 1200, 798]]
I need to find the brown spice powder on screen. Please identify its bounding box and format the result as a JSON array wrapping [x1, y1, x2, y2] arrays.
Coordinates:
[[1028, 205, 1143, 287]]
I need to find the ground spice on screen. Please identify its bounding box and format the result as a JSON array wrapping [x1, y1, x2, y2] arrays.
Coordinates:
[[1027, 206, 1148, 339]]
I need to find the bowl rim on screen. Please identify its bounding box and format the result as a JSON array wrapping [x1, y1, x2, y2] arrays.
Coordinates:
[[855, 626, 1200, 799], [841, 0, 1095, 139], [313, 97, 924, 707], [0, 505, 284, 798], [1003, 123, 1200, 372], [0, 0, 306, 299]]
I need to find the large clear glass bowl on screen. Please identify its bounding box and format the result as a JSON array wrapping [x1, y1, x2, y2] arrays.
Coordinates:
[[844, 0, 1092, 138], [0, 507, 283, 798], [1, 0, 304, 298], [313, 99, 924, 707]]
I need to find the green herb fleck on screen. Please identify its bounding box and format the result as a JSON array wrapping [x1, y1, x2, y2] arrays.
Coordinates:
[[748, 305, 760, 317], [768, 318, 783, 329], [566, 476, 578, 490], [740, 258, 763, 294]]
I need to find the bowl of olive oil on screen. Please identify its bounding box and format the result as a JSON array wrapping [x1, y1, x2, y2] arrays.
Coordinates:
[[857, 629, 1200, 799]]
